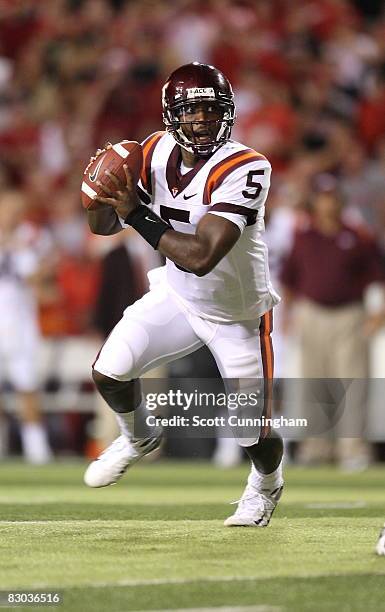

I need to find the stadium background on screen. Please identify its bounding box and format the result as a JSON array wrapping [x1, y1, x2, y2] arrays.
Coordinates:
[[1, 2, 385, 612], [1, 0, 385, 461]]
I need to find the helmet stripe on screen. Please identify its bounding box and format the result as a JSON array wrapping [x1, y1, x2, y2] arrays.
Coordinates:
[[203, 150, 266, 204]]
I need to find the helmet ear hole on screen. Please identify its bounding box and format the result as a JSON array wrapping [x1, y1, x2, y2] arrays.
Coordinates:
[[162, 62, 236, 156]]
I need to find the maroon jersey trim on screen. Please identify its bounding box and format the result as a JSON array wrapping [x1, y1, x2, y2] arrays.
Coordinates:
[[209, 202, 257, 226], [165, 144, 210, 198], [203, 149, 266, 204]]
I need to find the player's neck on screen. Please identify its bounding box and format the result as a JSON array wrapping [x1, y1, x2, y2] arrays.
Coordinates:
[[180, 147, 201, 169]]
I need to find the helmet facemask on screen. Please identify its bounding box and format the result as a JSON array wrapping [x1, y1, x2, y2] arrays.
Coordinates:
[[163, 99, 236, 156]]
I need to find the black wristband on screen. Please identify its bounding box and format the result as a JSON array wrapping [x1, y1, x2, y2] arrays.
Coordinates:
[[124, 205, 171, 249]]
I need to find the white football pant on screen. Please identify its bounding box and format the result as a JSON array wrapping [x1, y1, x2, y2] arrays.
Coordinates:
[[94, 280, 273, 445]]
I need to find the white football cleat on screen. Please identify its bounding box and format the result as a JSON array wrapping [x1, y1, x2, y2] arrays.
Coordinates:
[[224, 481, 283, 527], [84, 434, 161, 488], [376, 524, 385, 556]]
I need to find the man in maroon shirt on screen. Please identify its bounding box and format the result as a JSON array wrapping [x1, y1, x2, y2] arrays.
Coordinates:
[[280, 174, 385, 469]]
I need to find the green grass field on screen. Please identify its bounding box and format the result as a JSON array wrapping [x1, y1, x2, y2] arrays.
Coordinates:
[[0, 461, 384, 612]]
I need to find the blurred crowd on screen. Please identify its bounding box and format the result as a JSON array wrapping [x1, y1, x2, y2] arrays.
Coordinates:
[[1, 0, 385, 461], [0, 0, 385, 336]]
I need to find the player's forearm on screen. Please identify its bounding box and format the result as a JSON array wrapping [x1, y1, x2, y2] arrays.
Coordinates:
[[158, 230, 214, 276], [123, 205, 239, 275], [122, 204, 212, 274], [87, 205, 123, 235]]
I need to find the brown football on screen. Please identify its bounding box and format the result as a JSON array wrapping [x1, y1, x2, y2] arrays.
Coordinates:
[[81, 140, 143, 209]]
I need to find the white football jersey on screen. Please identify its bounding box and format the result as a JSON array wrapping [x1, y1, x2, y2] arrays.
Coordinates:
[[130, 131, 280, 323]]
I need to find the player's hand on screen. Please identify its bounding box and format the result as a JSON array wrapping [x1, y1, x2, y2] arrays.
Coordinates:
[[88, 141, 112, 165], [93, 164, 140, 220]]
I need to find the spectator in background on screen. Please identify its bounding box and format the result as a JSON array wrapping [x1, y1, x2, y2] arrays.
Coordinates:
[[0, 190, 53, 463], [93, 230, 150, 338], [357, 69, 385, 153], [263, 189, 298, 379], [233, 72, 298, 172], [280, 174, 385, 470]]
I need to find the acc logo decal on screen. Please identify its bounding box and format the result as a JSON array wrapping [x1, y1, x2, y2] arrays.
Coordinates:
[[186, 87, 215, 99], [89, 154, 106, 183]]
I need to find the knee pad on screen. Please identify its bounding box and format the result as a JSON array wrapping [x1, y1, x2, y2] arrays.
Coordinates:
[[227, 397, 262, 448], [228, 403, 260, 446], [92, 369, 141, 413]]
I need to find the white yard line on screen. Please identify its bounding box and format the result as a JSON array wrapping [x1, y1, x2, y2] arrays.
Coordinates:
[[0, 521, 70, 525], [126, 607, 282, 612], [0, 520, 134, 525], [8, 571, 385, 591], [305, 502, 367, 509]]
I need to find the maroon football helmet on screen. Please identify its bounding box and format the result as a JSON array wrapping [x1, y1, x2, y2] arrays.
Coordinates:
[[162, 62, 236, 156]]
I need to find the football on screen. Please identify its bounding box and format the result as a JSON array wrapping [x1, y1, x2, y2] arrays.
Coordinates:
[[81, 140, 143, 209]]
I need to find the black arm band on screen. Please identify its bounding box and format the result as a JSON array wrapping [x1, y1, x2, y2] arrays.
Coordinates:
[[124, 205, 171, 249]]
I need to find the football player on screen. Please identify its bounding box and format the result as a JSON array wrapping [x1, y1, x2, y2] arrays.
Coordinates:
[[84, 62, 283, 527]]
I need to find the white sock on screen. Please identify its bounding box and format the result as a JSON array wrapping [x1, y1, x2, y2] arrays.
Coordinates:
[[20, 423, 53, 465], [249, 460, 284, 492], [115, 399, 160, 441]]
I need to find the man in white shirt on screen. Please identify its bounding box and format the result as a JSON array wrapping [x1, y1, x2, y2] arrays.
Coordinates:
[[0, 190, 52, 464]]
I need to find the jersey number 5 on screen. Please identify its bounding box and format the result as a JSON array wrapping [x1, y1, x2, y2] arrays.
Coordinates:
[[242, 169, 265, 199]]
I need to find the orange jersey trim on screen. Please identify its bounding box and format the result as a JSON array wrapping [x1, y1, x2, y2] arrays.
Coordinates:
[[259, 309, 274, 438], [140, 131, 165, 194], [203, 149, 266, 204], [260, 309, 274, 380]]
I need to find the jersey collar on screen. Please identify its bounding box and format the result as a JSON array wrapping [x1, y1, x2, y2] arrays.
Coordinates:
[[166, 145, 210, 199]]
